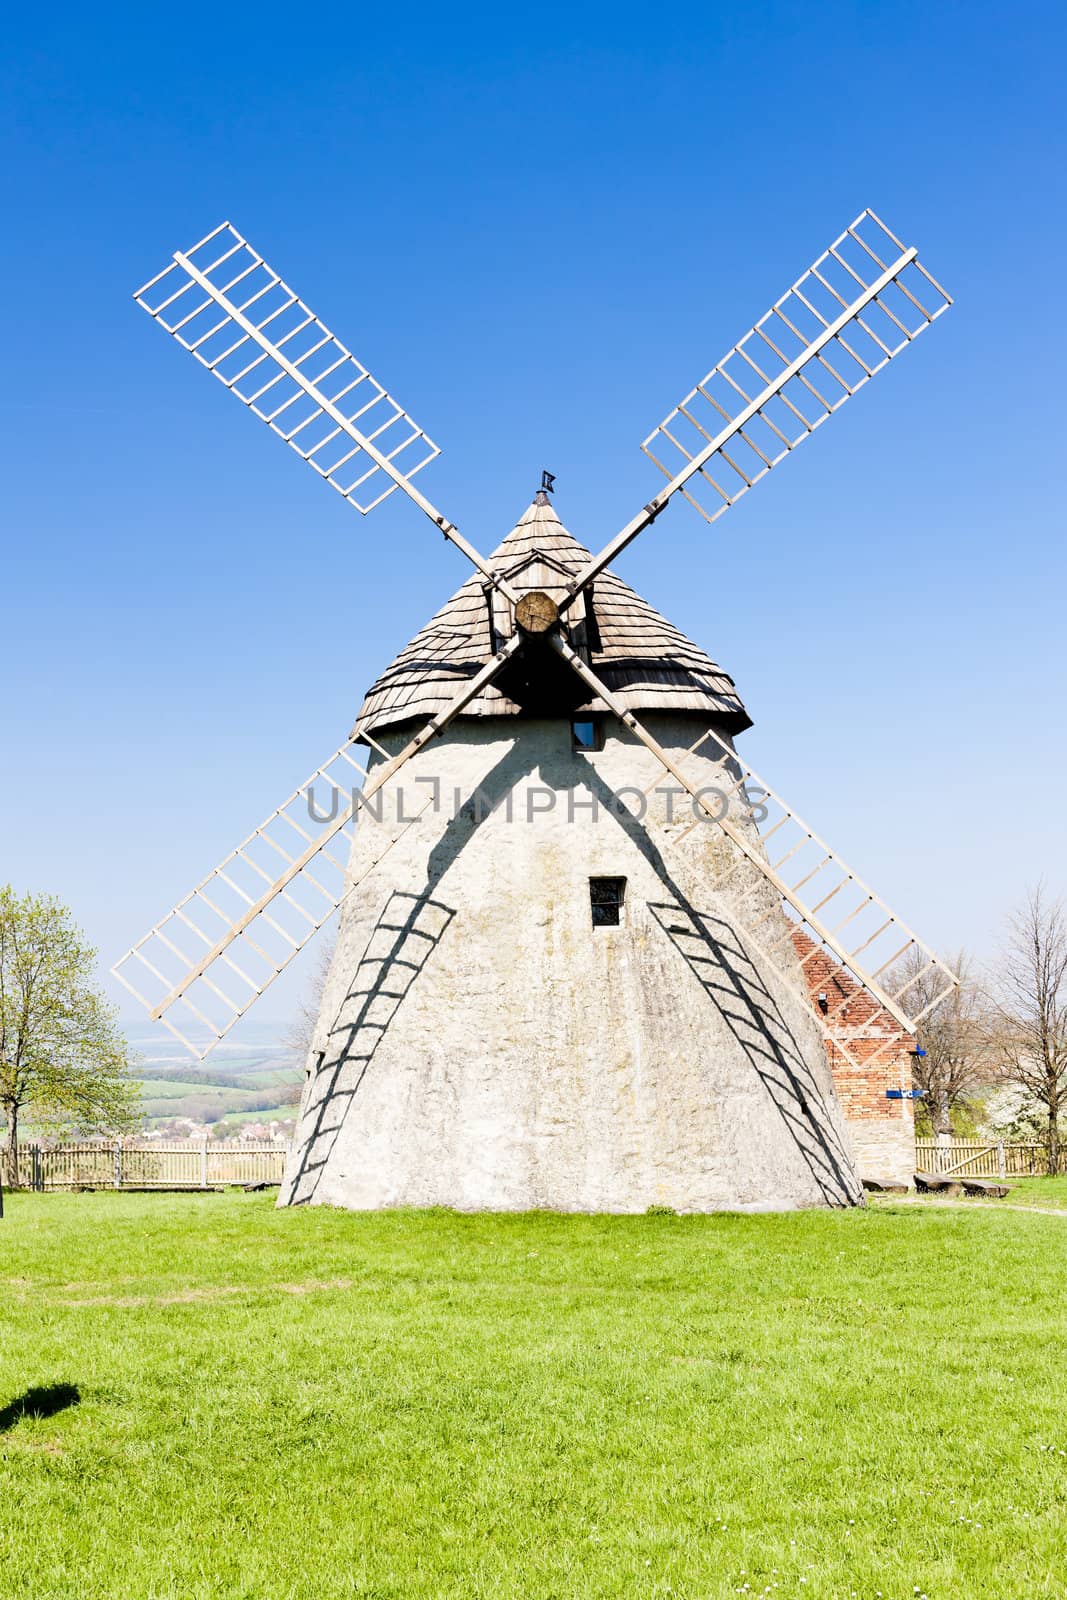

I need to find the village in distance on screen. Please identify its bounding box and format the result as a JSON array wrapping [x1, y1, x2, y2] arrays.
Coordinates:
[[124, 1019, 301, 1144]]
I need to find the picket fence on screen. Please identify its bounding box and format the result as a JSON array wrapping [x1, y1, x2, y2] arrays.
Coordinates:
[[15, 1140, 288, 1191], [914, 1138, 1051, 1178], [9, 1137, 1053, 1192]]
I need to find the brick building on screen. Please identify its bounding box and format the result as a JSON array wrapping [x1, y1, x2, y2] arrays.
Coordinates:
[[792, 930, 917, 1186]]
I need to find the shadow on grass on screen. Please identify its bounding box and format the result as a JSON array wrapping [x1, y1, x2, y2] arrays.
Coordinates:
[[0, 1383, 80, 1430]]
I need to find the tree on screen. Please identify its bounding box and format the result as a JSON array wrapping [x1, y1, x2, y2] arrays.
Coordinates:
[[902, 949, 989, 1138], [980, 1083, 1047, 1142], [284, 934, 335, 1066], [989, 885, 1067, 1175], [0, 887, 138, 1186]]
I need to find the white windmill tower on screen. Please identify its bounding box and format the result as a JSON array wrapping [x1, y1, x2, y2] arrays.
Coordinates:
[[115, 211, 958, 1211]]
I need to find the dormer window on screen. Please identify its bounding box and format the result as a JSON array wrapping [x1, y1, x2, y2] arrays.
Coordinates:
[[572, 718, 604, 752]]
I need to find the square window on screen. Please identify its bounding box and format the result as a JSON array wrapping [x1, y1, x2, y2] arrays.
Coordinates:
[[572, 718, 604, 752], [590, 876, 626, 927]]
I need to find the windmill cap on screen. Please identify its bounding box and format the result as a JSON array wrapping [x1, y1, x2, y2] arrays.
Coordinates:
[[352, 496, 751, 741]]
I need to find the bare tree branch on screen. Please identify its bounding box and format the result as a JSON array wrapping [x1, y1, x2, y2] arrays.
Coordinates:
[[284, 935, 336, 1067], [988, 884, 1067, 1174], [897, 949, 988, 1135]]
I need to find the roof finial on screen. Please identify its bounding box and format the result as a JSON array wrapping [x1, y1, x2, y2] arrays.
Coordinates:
[[536, 469, 555, 506]]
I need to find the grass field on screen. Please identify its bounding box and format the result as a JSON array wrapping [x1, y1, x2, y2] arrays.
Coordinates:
[[993, 1175, 1067, 1208], [2, 1194, 1066, 1599]]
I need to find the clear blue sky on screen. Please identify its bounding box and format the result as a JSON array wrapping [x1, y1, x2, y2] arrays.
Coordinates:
[[2, 0, 1064, 1033]]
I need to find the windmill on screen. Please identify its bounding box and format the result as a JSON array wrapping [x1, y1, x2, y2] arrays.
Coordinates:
[[115, 211, 957, 1210]]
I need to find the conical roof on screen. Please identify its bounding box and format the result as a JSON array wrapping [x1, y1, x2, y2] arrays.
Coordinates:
[[353, 497, 750, 739]]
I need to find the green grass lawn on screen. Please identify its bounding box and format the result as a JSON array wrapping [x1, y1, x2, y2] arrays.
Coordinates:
[[2, 1194, 1066, 1600], [994, 1175, 1067, 1209], [898, 1176, 1067, 1211]]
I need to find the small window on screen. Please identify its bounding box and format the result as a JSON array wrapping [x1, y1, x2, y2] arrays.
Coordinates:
[[590, 877, 626, 927], [572, 718, 604, 752]]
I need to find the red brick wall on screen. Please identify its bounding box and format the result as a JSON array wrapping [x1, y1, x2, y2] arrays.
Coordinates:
[[792, 931, 916, 1185]]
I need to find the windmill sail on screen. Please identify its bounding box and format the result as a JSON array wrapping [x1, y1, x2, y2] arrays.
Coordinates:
[[112, 739, 428, 1059], [636, 723, 959, 1058], [121, 210, 956, 1081], [549, 634, 958, 1053], [114, 638, 524, 1057], [134, 222, 441, 515], [640, 209, 951, 525]]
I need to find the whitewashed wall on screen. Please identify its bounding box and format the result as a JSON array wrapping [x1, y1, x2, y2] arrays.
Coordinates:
[[281, 715, 862, 1213]]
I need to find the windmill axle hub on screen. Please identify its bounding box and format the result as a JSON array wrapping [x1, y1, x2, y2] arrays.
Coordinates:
[[514, 590, 559, 635]]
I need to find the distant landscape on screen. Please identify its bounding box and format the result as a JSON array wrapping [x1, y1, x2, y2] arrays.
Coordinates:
[[123, 1021, 303, 1140]]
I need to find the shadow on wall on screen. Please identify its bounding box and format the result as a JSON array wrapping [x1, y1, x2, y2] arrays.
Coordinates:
[[647, 901, 860, 1208], [560, 744, 860, 1208], [285, 732, 858, 1209], [0, 1383, 80, 1431], [285, 745, 540, 1208], [284, 890, 456, 1206]]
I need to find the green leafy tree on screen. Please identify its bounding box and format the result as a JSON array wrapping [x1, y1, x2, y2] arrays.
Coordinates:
[[0, 887, 138, 1185]]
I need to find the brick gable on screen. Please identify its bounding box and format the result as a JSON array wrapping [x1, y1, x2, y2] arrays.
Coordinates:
[[791, 929, 916, 1184]]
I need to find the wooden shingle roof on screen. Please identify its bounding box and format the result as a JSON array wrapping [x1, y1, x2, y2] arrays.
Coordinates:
[[353, 497, 751, 739]]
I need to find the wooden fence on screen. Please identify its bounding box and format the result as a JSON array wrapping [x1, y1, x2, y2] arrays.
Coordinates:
[[11, 1137, 1053, 1192], [15, 1140, 288, 1191], [914, 1138, 1051, 1178]]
